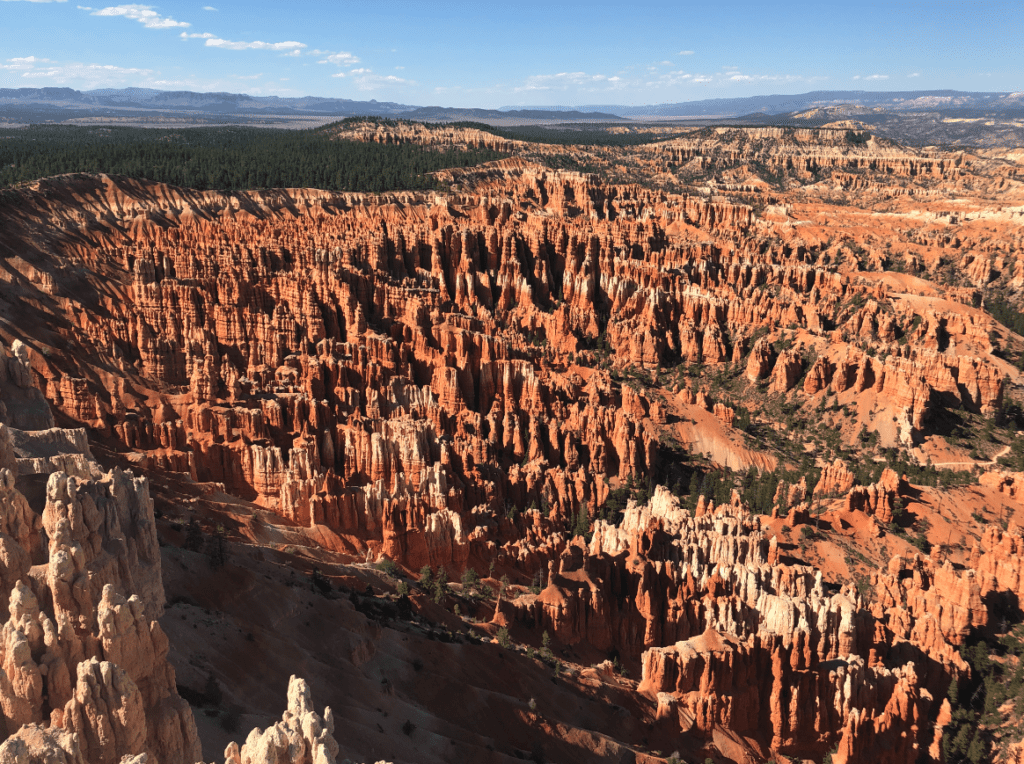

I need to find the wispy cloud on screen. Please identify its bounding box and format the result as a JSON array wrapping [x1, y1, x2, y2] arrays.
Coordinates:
[[908, 72, 920, 78], [84, 4, 190, 29], [678, 50, 694, 55], [202, 4, 215, 9], [203, 37, 306, 51], [650, 71, 693, 87], [2, 56, 50, 66], [1, 55, 153, 85], [726, 72, 802, 83], [317, 51, 359, 66], [180, 31, 214, 39], [0, 54, 291, 93], [349, 70, 414, 90], [514, 71, 625, 92], [510, 67, 822, 96], [853, 74, 889, 80]]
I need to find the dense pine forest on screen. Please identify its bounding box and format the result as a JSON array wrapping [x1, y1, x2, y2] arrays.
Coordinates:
[[0, 122, 507, 192]]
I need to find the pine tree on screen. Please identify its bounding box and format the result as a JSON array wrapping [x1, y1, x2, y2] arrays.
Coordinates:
[[419, 565, 433, 590], [572, 508, 591, 540], [433, 567, 449, 604]]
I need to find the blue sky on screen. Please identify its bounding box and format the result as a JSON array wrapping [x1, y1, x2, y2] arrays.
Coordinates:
[[0, 0, 1021, 107]]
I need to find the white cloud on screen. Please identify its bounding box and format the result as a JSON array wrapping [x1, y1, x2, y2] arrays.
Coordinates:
[[908, 72, 920, 78], [26, 64, 153, 77], [350, 72, 414, 90], [202, 5, 216, 9], [855, 74, 889, 80], [0, 61, 293, 92], [331, 72, 345, 78], [317, 51, 359, 65], [88, 4, 190, 29], [502, 66, 817, 97], [146, 78, 200, 87], [204, 37, 306, 51], [678, 50, 694, 55], [1, 56, 153, 85], [514, 70, 633, 93], [722, 72, 803, 83], [180, 31, 214, 38]]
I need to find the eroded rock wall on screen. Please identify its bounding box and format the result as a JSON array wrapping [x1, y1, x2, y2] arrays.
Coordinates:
[[0, 341, 201, 764]]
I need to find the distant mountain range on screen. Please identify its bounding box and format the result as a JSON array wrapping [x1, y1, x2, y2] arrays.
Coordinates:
[[1, 87, 1022, 125], [0, 86, 621, 122], [501, 90, 1024, 117]]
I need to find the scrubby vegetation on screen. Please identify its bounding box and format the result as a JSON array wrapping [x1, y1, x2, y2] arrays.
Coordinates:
[[986, 295, 1024, 337], [943, 625, 1024, 763]]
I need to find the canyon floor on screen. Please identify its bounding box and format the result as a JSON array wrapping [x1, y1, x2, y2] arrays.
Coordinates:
[[3, 119, 1024, 764]]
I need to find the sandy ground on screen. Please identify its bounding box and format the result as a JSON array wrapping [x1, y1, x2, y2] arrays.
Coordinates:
[[664, 390, 778, 472]]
